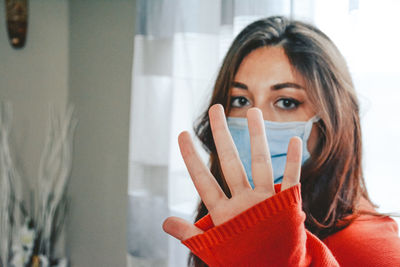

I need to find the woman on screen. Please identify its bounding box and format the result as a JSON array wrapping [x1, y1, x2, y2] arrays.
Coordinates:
[[162, 16, 400, 266]]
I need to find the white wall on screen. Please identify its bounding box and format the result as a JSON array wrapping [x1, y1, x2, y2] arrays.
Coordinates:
[[0, 0, 69, 188], [67, 0, 135, 266], [0, 0, 136, 266], [0, 0, 69, 261]]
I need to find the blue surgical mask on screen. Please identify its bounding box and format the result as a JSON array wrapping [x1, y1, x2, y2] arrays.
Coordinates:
[[226, 116, 319, 187]]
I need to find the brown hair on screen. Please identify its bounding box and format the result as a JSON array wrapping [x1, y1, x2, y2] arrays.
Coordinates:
[[189, 16, 377, 266]]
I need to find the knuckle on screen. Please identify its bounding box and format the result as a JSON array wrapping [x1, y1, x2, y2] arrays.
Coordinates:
[[219, 149, 238, 164], [251, 153, 271, 164], [192, 169, 206, 180]]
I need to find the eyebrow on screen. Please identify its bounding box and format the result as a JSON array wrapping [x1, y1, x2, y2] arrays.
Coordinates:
[[231, 81, 304, 90]]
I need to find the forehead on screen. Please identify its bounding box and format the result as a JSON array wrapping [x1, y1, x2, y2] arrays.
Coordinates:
[[234, 46, 305, 86]]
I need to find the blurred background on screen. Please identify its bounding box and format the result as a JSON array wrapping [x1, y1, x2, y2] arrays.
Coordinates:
[[0, 0, 399, 266]]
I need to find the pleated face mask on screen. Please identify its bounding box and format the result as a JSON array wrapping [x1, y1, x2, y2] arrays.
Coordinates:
[[226, 116, 319, 187]]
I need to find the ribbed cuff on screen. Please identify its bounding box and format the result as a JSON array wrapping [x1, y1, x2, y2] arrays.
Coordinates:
[[182, 184, 301, 252]]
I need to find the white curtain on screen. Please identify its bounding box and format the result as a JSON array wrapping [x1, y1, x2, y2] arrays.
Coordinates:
[[127, 1, 296, 266], [127, 0, 400, 266]]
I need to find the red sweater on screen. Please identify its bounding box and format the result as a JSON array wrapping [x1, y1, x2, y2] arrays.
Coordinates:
[[182, 184, 400, 266]]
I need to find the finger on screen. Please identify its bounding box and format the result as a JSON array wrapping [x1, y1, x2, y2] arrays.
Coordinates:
[[247, 108, 275, 195], [162, 216, 203, 241], [209, 104, 251, 195], [281, 136, 302, 191], [179, 131, 227, 211]]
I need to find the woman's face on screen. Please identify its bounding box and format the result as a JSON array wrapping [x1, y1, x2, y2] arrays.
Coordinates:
[[227, 46, 318, 152]]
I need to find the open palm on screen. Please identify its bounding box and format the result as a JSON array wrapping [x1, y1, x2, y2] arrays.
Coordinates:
[[162, 104, 302, 241]]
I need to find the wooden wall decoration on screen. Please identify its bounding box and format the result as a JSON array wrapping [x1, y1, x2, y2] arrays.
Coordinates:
[[5, 0, 28, 49]]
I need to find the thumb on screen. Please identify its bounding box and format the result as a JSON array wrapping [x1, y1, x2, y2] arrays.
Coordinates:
[[162, 216, 204, 241]]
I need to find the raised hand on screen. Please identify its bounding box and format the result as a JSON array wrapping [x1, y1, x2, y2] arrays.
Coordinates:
[[162, 104, 302, 241]]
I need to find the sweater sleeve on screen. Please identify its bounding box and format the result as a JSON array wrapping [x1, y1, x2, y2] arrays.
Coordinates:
[[181, 184, 339, 267]]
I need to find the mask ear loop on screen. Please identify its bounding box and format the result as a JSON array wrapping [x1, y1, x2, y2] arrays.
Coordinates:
[[310, 115, 321, 123], [304, 116, 319, 139], [302, 116, 320, 160]]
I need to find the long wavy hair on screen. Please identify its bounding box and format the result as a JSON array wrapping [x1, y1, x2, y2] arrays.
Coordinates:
[[188, 16, 378, 266]]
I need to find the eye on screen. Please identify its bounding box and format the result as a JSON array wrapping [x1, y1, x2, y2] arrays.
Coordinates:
[[275, 98, 301, 110], [230, 96, 250, 108]]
